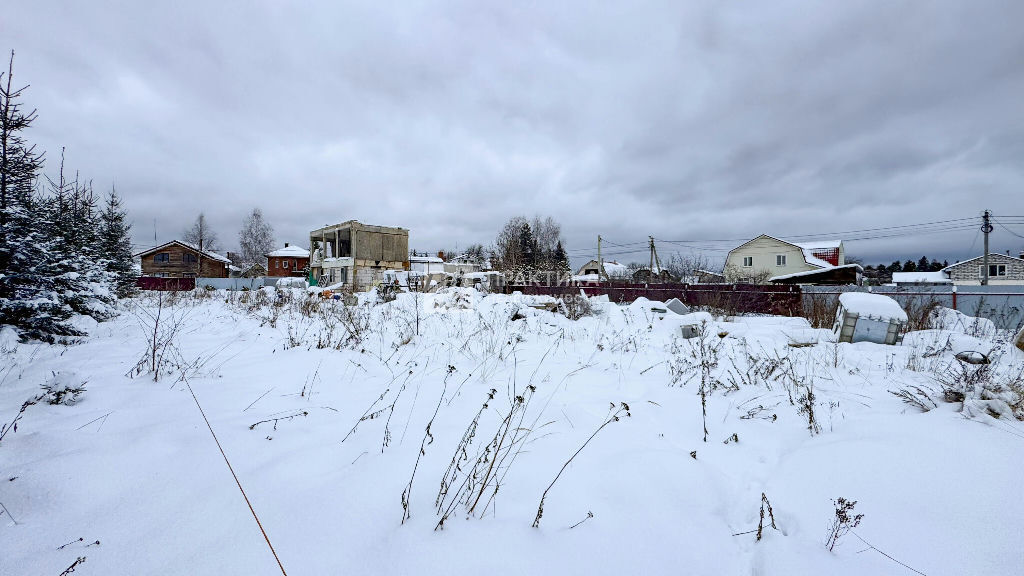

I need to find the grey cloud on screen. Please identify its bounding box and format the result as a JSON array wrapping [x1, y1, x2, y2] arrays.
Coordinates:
[[6, 0, 1024, 268]]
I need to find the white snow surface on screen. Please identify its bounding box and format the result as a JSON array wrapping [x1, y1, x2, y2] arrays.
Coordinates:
[[838, 292, 909, 322], [2, 290, 1023, 575], [891, 271, 951, 284]]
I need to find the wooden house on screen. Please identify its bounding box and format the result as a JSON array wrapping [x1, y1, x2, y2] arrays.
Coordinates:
[[136, 241, 230, 278]]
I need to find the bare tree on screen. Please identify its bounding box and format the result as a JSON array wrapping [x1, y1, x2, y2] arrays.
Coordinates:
[[183, 212, 220, 276], [237, 207, 275, 266], [184, 212, 219, 252], [494, 216, 528, 273], [531, 215, 562, 254], [664, 252, 713, 282]]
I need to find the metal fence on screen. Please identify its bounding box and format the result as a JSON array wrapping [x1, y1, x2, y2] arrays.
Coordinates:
[[803, 285, 1024, 330], [137, 277, 195, 291], [195, 277, 277, 290]]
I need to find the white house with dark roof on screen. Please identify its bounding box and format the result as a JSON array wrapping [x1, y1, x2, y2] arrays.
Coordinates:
[[724, 235, 845, 283], [942, 253, 1024, 285]]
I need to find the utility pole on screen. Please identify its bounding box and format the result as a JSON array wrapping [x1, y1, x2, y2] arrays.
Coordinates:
[[982, 210, 993, 286], [597, 235, 606, 281], [648, 236, 655, 286]]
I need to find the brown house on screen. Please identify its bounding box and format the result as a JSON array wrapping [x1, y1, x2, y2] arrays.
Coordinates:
[[136, 240, 231, 278], [266, 243, 310, 278]]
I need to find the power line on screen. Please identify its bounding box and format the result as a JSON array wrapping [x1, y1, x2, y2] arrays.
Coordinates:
[[993, 218, 1024, 239], [655, 217, 977, 245]]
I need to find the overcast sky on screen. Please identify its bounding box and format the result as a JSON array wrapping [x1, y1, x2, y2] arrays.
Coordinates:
[[5, 0, 1024, 268]]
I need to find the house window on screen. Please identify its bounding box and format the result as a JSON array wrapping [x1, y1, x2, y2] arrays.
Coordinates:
[[183, 253, 197, 264], [776, 255, 787, 266], [979, 264, 1007, 277], [154, 253, 170, 263], [275, 260, 280, 269], [283, 260, 290, 269], [743, 256, 753, 267]]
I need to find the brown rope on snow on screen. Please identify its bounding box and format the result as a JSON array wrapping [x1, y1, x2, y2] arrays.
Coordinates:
[[187, 383, 289, 576]]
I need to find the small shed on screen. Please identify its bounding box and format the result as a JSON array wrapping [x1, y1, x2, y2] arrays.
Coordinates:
[[832, 292, 908, 345]]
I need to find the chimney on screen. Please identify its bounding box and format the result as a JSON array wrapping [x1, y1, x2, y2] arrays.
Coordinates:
[[284, 242, 289, 248]]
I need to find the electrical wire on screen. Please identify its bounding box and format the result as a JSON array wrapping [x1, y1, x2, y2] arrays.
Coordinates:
[[993, 218, 1024, 239]]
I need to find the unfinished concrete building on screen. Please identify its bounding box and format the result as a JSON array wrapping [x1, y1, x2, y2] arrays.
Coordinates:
[[309, 221, 409, 290]]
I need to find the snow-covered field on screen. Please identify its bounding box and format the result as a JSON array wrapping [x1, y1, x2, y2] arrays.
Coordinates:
[[3, 288, 1023, 575]]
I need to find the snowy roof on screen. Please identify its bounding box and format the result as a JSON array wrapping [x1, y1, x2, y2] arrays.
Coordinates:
[[266, 245, 310, 258], [769, 264, 861, 282], [891, 271, 951, 284], [794, 240, 842, 250], [603, 261, 629, 276], [464, 271, 503, 279], [410, 256, 444, 263], [839, 292, 908, 322], [135, 240, 231, 264], [794, 241, 842, 269]]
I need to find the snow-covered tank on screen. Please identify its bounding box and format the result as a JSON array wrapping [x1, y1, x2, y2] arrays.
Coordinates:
[[832, 292, 908, 345]]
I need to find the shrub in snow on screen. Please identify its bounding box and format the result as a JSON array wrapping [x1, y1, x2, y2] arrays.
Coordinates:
[[929, 307, 997, 340], [756, 493, 779, 542], [825, 497, 863, 552], [0, 399, 37, 444], [41, 372, 87, 406], [669, 321, 724, 441], [437, 385, 539, 529], [557, 294, 594, 321], [128, 292, 191, 382], [934, 350, 1024, 421], [532, 402, 630, 528]]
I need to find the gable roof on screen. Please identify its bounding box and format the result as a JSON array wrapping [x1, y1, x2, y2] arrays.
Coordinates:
[[942, 252, 1024, 270], [728, 234, 842, 269], [135, 240, 231, 263]]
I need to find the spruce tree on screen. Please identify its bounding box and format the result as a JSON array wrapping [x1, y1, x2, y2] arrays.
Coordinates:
[[42, 156, 115, 319], [0, 52, 82, 341], [98, 187, 138, 297], [517, 222, 536, 281], [553, 241, 570, 278]]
